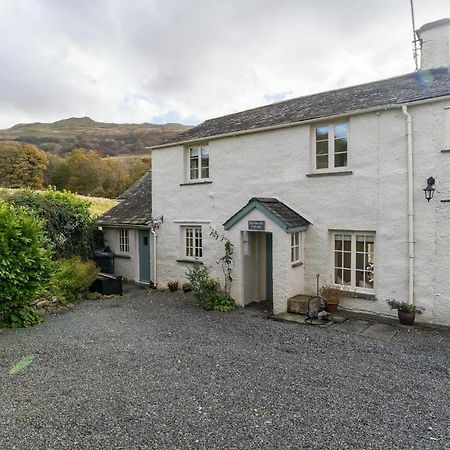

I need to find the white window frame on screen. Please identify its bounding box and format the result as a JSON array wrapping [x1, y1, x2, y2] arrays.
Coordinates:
[[290, 232, 301, 265], [183, 226, 203, 259], [332, 231, 375, 293], [187, 145, 209, 181], [444, 107, 450, 150], [312, 121, 349, 171], [119, 229, 129, 254]]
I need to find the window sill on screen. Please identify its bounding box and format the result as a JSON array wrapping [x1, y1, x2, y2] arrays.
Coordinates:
[[176, 258, 204, 264], [306, 170, 353, 177], [350, 291, 377, 301], [116, 254, 131, 259], [441, 148, 450, 153], [180, 180, 213, 186], [291, 261, 303, 268]]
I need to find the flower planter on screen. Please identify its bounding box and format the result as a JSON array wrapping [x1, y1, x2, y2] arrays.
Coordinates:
[[398, 310, 415, 326], [324, 302, 339, 314]]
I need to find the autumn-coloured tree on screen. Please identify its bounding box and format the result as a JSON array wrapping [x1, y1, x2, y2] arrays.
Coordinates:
[[0, 141, 49, 189]]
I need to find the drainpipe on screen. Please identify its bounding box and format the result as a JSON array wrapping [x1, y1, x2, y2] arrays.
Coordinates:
[[151, 229, 157, 287], [402, 105, 414, 305]]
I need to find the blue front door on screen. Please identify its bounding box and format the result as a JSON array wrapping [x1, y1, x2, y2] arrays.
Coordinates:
[[139, 230, 151, 283]]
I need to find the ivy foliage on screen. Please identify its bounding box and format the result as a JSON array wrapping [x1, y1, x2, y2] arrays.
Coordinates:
[[0, 202, 52, 326], [1, 189, 94, 259]]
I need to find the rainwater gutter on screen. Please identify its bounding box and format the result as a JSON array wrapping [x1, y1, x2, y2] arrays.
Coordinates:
[[402, 105, 415, 305]]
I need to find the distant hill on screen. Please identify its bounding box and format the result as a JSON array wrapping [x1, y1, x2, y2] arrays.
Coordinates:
[[0, 117, 192, 156]]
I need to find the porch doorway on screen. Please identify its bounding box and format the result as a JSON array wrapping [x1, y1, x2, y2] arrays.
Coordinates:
[[242, 231, 273, 305], [139, 230, 151, 284]]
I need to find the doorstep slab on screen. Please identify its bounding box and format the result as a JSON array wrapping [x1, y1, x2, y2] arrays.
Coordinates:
[[275, 313, 308, 324], [360, 322, 399, 340], [334, 319, 371, 335]]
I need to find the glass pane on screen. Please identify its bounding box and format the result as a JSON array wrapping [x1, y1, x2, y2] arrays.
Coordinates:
[[201, 167, 209, 178], [366, 242, 374, 254], [316, 140, 328, 155], [356, 270, 365, 287], [334, 251, 342, 267], [343, 237, 351, 251], [356, 252, 364, 270], [190, 147, 199, 157], [334, 122, 348, 139], [335, 236, 342, 250], [190, 169, 198, 180], [291, 248, 295, 262], [316, 155, 328, 169], [334, 138, 347, 153], [343, 270, 351, 285], [201, 146, 209, 157], [335, 268, 343, 284], [356, 236, 365, 252], [316, 126, 328, 140], [295, 247, 299, 261], [190, 158, 198, 170], [343, 252, 351, 269], [334, 153, 347, 168], [365, 272, 374, 289]]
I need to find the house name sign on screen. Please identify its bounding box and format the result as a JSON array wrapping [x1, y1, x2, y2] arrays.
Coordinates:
[[248, 220, 265, 231]]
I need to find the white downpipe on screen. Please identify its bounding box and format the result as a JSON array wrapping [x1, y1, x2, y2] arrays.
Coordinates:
[[402, 105, 415, 305], [151, 229, 157, 287]]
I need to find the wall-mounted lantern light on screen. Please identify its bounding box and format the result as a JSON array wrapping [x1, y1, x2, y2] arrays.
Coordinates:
[[423, 177, 435, 202]]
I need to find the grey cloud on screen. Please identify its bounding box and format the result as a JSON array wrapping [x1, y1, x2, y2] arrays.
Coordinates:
[[0, 0, 449, 128]]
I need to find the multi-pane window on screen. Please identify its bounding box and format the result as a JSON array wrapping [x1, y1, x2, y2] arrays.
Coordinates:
[[315, 121, 348, 170], [189, 145, 209, 180], [291, 232, 300, 263], [334, 232, 374, 290], [119, 229, 129, 253], [185, 227, 203, 258]]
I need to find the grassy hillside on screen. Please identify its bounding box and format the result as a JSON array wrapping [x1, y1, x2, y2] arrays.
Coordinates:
[[0, 117, 191, 156], [0, 188, 117, 217]]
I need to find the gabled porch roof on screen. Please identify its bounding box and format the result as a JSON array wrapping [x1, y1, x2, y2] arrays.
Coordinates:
[[223, 197, 311, 233]]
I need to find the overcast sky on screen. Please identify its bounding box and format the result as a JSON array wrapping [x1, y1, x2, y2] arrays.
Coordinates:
[[0, 0, 449, 129]]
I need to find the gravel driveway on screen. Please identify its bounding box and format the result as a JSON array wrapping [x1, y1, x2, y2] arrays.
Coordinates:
[[1, 285, 449, 450]]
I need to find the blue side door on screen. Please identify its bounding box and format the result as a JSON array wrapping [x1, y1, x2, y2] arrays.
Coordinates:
[[139, 230, 151, 283]]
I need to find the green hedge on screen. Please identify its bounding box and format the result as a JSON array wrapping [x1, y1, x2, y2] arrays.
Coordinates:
[[0, 202, 52, 326], [1, 189, 94, 259]]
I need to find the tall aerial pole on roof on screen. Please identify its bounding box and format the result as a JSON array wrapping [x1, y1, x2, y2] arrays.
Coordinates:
[[410, 0, 421, 70]]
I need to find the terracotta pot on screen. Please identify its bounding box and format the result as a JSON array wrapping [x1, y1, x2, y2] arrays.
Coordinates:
[[168, 284, 178, 292], [398, 310, 415, 326], [325, 302, 339, 314]]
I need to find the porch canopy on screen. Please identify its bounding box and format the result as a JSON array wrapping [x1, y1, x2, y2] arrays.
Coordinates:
[[223, 197, 311, 232]]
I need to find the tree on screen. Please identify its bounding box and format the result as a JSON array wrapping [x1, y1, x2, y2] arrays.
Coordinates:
[[0, 141, 48, 189]]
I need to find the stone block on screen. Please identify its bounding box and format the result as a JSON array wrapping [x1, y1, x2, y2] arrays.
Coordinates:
[[287, 295, 320, 315]]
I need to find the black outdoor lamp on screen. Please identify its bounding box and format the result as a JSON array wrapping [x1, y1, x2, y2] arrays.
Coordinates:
[[423, 177, 435, 202]]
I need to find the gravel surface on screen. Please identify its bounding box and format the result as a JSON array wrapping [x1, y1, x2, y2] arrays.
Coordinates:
[[1, 285, 449, 450]]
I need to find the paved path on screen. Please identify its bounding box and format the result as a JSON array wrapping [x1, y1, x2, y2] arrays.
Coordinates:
[[1, 286, 449, 449]]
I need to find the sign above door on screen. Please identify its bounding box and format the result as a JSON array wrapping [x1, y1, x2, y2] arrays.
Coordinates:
[[248, 220, 265, 231]]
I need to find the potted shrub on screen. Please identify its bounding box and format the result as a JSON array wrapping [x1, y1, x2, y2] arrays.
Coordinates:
[[167, 281, 179, 292], [386, 298, 424, 325], [319, 284, 349, 313]]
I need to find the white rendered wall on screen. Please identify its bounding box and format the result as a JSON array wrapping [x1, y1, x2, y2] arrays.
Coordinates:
[[152, 100, 450, 326], [103, 227, 154, 284]]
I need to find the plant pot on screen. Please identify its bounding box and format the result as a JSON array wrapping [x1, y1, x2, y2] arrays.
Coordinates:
[[398, 310, 415, 326], [324, 302, 339, 314]]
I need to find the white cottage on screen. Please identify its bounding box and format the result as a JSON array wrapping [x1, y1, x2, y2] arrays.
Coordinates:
[[150, 19, 450, 326]]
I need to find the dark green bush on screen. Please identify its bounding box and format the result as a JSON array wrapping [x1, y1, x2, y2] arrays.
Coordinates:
[[185, 263, 236, 312], [1, 189, 94, 259], [50, 257, 100, 303], [0, 202, 52, 326]]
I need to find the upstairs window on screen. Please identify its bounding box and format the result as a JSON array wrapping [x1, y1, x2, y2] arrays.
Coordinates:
[[189, 145, 209, 180], [119, 229, 129, 254], [314, 121, 348, 170]]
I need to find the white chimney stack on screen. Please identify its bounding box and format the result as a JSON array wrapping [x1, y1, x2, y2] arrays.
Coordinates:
[[416, 19, 450, 70]]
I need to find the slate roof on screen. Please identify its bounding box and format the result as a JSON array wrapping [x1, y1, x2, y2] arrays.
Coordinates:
[[223, 197, 311, 231], [157, 67, 450, 146], [97, 172, 152, 226]]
